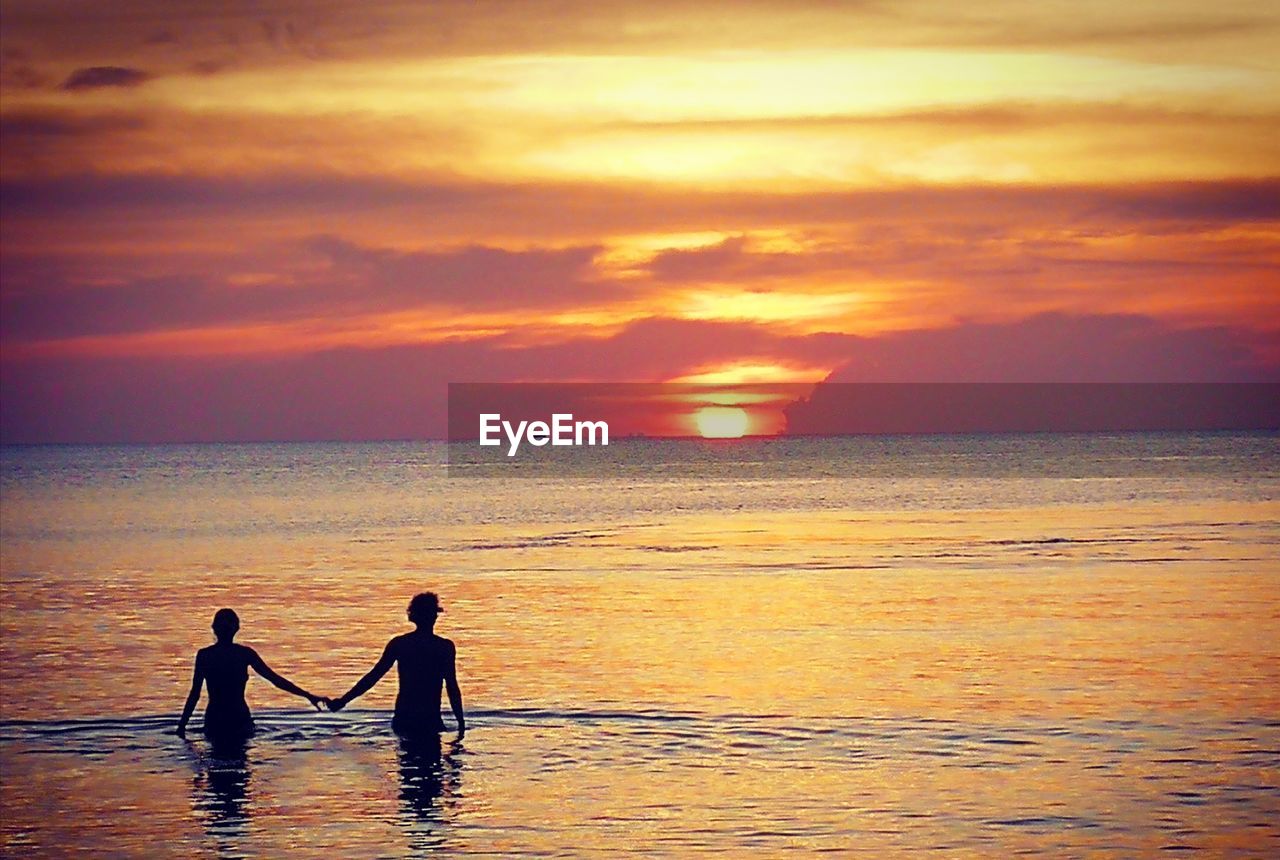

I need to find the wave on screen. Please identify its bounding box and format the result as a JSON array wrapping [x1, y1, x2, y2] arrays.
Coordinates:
[[6, 706, 1277, 741]]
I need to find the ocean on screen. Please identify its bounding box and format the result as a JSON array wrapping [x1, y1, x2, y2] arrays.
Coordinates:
[[1, 433, 1277, 856]]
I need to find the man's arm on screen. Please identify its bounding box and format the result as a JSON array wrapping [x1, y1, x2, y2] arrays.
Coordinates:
[[444, 640, 465, 738], [248, 649, 324, 709], [176, 655, 204, 736], [330, 640, 396, 711]]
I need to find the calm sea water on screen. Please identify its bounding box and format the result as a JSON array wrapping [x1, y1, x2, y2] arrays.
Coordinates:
[[2, 433, 1278, 856]]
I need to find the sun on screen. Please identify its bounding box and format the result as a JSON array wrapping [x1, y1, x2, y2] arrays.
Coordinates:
[[694, 406, 750, 439]]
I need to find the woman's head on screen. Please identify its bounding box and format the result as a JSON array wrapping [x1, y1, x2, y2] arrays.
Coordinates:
[[212, 608, 240, 640]]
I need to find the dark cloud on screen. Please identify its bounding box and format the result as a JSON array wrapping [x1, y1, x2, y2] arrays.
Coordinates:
[[0, 110, 147, 140], [0, 238, 610, 342], [2, 272, 284, 341], [188, 58, 234, 75], [0, 172, 485, 215], [1, 0, 1270, 72], [0, 63, 48, 89], [61, 65, 152, 91], [299, 236, 609, 308], [4, 174, 1278, 236], [142, 29, 178, 45], [1, 46, 47, 88], [646, 237, 753, 281], [1081, 180, 1280, 224]]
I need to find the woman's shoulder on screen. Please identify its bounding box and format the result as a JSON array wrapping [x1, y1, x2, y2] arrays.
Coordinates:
[[198, 642, 257, 661]]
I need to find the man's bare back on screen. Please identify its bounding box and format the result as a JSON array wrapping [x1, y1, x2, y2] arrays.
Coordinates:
[[329, 593, 465, 738], [388, 630, 456, 733]]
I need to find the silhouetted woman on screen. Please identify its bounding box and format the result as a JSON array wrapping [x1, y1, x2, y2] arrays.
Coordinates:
[[176, 608, 324, 739]]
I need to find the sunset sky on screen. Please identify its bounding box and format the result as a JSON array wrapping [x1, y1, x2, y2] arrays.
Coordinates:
[[2, 0, 1278, 442]]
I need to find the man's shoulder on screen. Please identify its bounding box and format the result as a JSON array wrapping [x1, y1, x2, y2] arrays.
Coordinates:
[[393, 632, 454, 653]]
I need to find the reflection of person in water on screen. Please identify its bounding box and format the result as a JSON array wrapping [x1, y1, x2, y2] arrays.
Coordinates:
[[191, 734, 252, 838], [175, 608, 324, 739], [328, 592, 465, 739], [396, 732, 463, 851]]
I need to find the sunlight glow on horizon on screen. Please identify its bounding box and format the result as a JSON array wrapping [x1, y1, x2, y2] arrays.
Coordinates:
[[670, 362, 832, 385], [693, 406, 752, 438]]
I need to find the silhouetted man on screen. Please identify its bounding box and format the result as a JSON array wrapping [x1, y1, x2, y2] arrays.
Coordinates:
[[176, 608, 324, 739], [328, 592, 465, 739]]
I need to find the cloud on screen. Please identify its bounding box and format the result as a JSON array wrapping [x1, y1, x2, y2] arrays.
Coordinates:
[[3, 1, 1273, 72], [0, 316, 857, 442], [7, 312, 1274, 443], [489, 317, 856, 381], [628, 221, 1279, 345], [5, 174, 1278, 234], [1081, 180, 1280, 224], [301, 236, 609, 309], [142, 29, 177, 45], [0, 172, 479, 215], [3, 177, 1276, 357], [0, 109, 146, 140], [601, 104, 1280, 135], [0, 238, 612, 343], [784, 381, 1280, 435], [644, 236, 754, 281], [61, 66, 152, 91], [817, 313, 1278, 383], [188, 58, 234, 76], [0, 48, 48, 89], [930, 10, 1277, 51]]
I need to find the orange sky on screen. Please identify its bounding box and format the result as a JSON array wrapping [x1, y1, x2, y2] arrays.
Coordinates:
[[1, 0, 1278, 441]]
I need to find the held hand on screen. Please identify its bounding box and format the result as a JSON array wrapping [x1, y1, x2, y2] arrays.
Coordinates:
[[327, 696, 347, 712], [306, 693, 327, 711]]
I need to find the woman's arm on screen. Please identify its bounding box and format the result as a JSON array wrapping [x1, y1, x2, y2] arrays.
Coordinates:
[[176, 656, 204, 736], [249, 649, 324, 709], [330, 641, 396, 711]]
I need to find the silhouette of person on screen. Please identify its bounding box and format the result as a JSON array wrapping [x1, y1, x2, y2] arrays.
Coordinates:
[[175, 608, 324, 739], [328, 592, 465, 739]]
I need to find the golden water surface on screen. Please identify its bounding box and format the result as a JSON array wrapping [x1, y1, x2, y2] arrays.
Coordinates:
[[1, 439, 1277, 856]]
